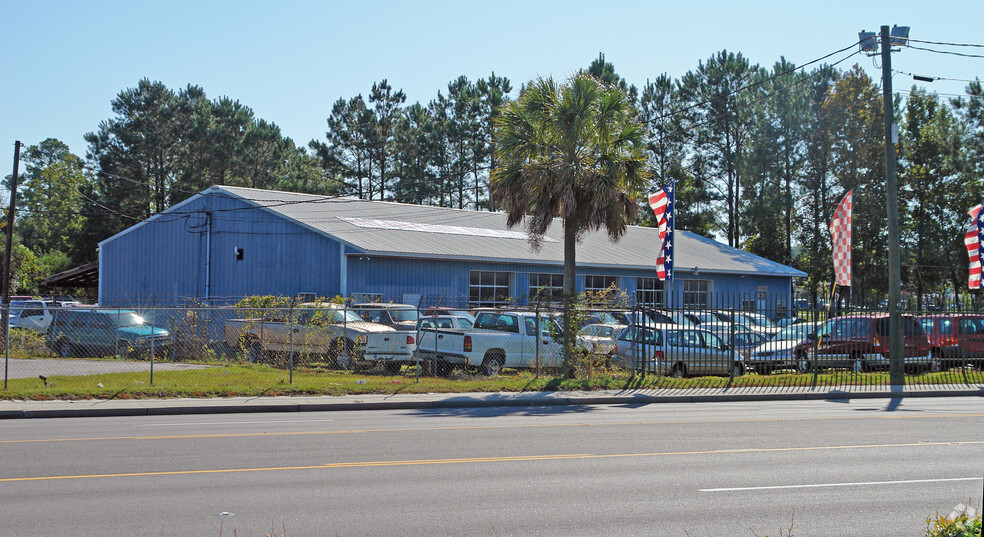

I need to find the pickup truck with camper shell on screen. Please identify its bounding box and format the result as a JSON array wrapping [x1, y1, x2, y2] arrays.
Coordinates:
[[223, 303, 415, 373], [415, 310, 562, 375]]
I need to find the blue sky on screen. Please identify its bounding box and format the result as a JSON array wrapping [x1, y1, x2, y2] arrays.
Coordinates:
[[2, 1, 981, 164]]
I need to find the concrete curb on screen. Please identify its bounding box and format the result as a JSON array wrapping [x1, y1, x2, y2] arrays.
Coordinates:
[[1, 387, 981, 419]]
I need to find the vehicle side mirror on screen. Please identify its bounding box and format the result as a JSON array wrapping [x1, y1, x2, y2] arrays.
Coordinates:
[[807, 332, 816, 340], [720, 343, 730, 351]]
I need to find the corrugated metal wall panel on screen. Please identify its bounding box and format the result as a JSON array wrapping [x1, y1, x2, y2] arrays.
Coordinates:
[[100, 194, 341, 307], [348, 259, 794, 310]]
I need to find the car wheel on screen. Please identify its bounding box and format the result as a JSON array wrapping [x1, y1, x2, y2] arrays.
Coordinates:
[[247, 340, 263, 363], [731, 363, 745, 377], [58, 339, 74, 358], [482, 354, 504, 376], [670, 364, 685, 379], [850, 353, 866, 373], [930, 349, 943, 372], [382, 361, 401, 375], [757, 365, 773, 375], [797, 358, 813, 374], [117, 339, 134, 359], [334, 341, 354, 370]]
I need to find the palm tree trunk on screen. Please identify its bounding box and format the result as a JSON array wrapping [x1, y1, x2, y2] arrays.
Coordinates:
[[563, 219, 576, 377]]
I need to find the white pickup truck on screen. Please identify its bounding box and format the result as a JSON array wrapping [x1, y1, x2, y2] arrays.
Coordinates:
[[415, 311, 562, 375], [224, 304, 415, 373]]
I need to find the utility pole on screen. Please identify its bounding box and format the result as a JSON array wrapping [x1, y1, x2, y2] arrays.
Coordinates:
[[879, 26, 905, 385], [3, 140, 21, 389]]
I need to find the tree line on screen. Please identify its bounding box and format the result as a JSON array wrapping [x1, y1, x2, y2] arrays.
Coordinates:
[[5, 51, 983, 307]]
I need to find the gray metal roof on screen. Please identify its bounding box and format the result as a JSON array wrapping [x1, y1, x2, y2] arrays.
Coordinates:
[[122, 185, 806, 277]]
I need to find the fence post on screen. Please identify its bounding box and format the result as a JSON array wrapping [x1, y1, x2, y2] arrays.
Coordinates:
[[150, 296, 156, 386], [288, 298, 295, 384]]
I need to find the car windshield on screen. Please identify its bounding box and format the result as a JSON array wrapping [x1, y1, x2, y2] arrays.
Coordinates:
[[112, 312, 146, 327], [307, 309, 364, 324], [742, 313, 776, 329], [773, 324, 813, 341], [392, 309, 419, 322]]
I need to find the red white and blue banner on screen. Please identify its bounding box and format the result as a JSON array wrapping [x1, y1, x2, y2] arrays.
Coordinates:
[[965, 203, 983, 289], [648, 182, 675, 281]]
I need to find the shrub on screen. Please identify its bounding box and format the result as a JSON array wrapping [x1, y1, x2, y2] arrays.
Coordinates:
[[926, 504, 982, 537], [6, 327, 52, 357]]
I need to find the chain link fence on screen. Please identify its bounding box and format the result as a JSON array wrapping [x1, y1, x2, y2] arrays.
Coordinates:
[[2, 297, 983, 388]]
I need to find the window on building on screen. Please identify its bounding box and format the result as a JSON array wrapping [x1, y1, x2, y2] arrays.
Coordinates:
[[682, 279, 711, 308], [469, 271, 512, 307], [529, 273, 563, 304], [636, 277, 664, 307], [584, 275, 617, 292]]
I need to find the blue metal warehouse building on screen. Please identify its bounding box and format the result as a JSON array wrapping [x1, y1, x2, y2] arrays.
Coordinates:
[[98, 186, 805, 311]]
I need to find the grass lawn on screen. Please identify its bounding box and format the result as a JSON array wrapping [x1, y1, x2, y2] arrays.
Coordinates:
[[1, 357, 982, 400]]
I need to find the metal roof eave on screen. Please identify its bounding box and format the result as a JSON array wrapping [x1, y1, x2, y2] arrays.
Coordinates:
[[345, 250, 805, 278]]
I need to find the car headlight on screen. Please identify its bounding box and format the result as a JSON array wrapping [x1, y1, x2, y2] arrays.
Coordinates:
[[135, 338, 147, 345]]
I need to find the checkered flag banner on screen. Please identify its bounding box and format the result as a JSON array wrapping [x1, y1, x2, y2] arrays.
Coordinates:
[[965, 203, 983, 289], [648, 182, 675, 281], [829, 190, 852, 287]]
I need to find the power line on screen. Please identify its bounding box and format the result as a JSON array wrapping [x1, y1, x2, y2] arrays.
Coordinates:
[[647, 39, 864, 126], [907, 44, 984, 59], [892, 69, 981, 84], [907, 38, 984, 49]]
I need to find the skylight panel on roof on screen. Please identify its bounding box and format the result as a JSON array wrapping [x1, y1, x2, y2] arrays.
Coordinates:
[[337, 217, 556, 242]]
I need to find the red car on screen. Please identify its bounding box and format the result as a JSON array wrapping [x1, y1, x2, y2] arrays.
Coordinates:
[[794, 313, 932, 373], [916, 314, 984, 369]]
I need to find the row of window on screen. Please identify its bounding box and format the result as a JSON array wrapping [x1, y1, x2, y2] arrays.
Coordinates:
[[468, 271, 713, 308]]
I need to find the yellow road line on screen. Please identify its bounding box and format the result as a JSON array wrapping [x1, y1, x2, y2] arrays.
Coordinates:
[[2, 441, 982, 483], [2, 412, 983, 445]]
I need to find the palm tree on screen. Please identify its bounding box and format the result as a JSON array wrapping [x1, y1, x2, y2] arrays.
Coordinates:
[[491, 75, 649, 375]]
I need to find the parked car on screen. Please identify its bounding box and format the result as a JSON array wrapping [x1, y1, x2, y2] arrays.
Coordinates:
[[775, 316, 808, 328], [7, 300, 56, 332], [916, 314, 984, 369], [422, 307, 476, 323], [351, 303, 420, 331], [224, 304, 414, 372], [734, 312, 781, 335], [793, 314, 932, 373], [747, 323, 817, 374], [611, 324, 746, 378], [721, 330, 768, 359], [681, 310, 730, 326], [47, 309, 170, 359], [576, 323, 627, 358], [415, 310, 562, 375], [415, 315, 475, 374]]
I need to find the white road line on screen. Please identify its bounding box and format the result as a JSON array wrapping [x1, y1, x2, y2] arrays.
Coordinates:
[[137, 419, 336, 427], [700, 477, 983, 492]]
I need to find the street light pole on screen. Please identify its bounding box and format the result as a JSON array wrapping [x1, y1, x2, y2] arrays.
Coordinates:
[[879, 25, 905, 385]]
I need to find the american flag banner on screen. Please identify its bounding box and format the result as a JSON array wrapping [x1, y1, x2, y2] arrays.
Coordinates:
[[965, 203, 983, 289], [829, 190, 852, 287], [648, 182, 675, 281]]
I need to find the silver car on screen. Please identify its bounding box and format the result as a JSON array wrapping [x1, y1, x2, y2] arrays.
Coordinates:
[[612, 323, 746, 378], [747, 323, 816, 374]]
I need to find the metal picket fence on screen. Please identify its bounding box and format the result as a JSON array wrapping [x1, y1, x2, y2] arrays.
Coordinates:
[[2, 297, 983, 389]]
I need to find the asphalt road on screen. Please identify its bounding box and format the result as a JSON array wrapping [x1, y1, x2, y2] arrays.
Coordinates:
[[0, 397, 981, 536]]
